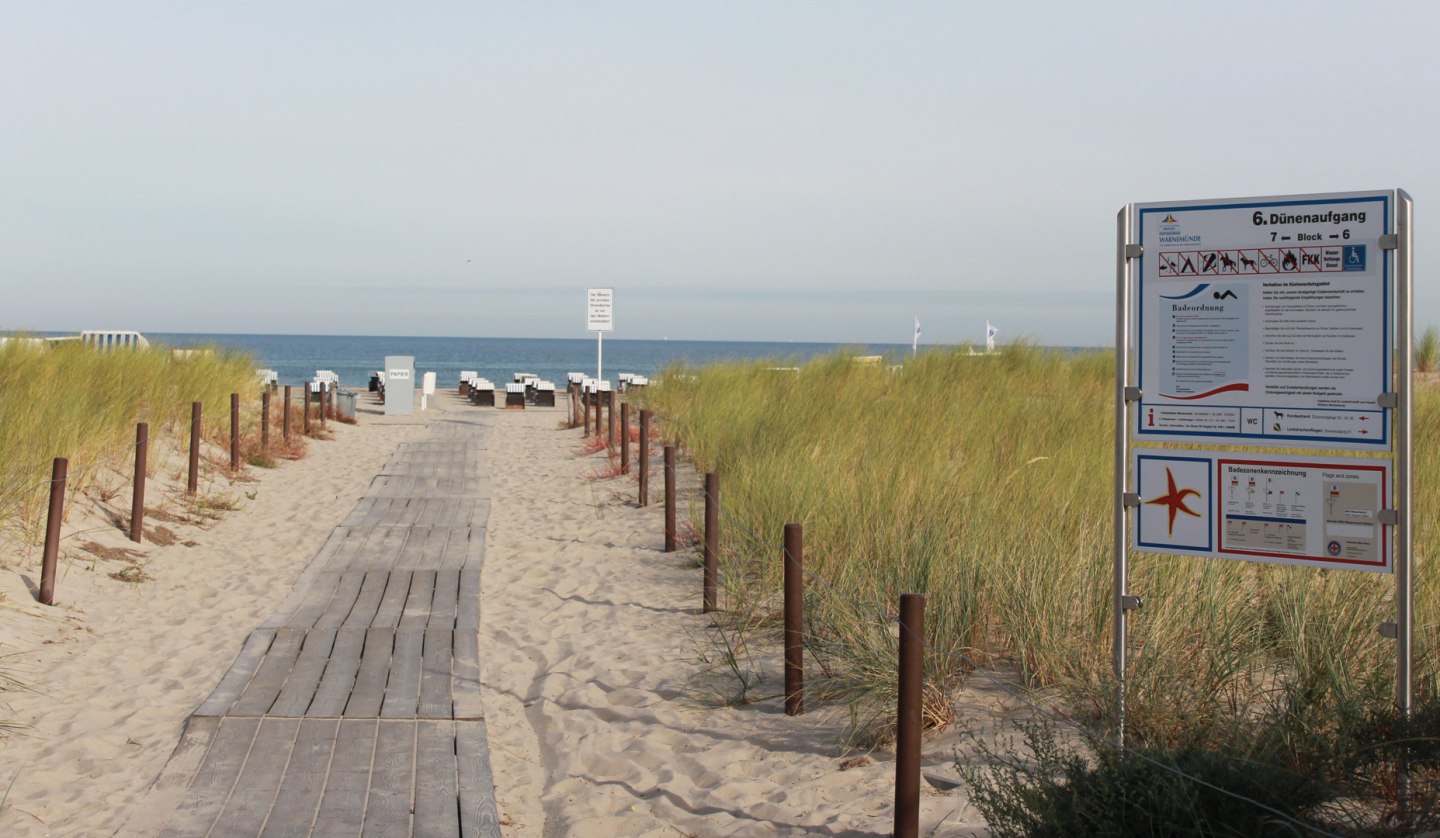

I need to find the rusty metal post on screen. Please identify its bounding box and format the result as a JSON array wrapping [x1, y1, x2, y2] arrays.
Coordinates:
[[188, 401, 201, 494], [283, 385, 292, 441], [583, 389, 591, 437], [703, 472, 719, 613], [130, 423, 148, 543], [638, 409, 650, 506], [607, 390, 616, 447], [230, 392, 240, 470], [39, 457, 67, 606], [895, 592, 925, 838], [664, 445, 677, 552], [620, 402, 631, 474], [784, 523, 804, 716], [261, 390, 270, 453]]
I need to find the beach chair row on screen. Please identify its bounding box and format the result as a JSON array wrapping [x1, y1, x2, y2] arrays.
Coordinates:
[[457, 371, 557, 408]]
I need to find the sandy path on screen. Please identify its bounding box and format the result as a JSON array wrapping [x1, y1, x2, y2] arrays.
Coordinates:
[[0, 395, 431, 836], [479, 405, 981, 836]]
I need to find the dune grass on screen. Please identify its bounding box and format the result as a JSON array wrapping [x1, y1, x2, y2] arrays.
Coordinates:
[[0, 338, 263, 543], [643, 346, 1439, 781]]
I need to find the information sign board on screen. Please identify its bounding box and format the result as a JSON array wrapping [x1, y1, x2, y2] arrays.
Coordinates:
[[1134, 191, 1392, 449], [1133, 448, 1390, 572], [587, 288, 614, 332]]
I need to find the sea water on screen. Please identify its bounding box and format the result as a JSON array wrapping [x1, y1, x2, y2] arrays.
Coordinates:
[[148, 333, 913, 390]]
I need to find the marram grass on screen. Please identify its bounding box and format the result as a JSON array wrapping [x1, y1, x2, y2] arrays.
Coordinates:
[[646, 344, 1439, 750], [0, 338, 262, 541]]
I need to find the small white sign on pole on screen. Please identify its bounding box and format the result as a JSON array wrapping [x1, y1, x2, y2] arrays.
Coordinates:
[[587, 288, 614, 381]]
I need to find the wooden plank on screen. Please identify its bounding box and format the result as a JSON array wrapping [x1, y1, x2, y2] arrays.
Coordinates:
[[285, 572, 347, 629], [207, 717, 299, 835], [456, 721, 503, 838], [441, 528, 470, 572], [462, 531, 486, 572], [308, 627, 367, 717], [342, 571, 388, 627], [269, 628, 337, 717], [345, 627, 394, 718], [433, 570, 460, 629], [419, 628, 453, 719], [341, 497, 375, 527], [314, 570, 366, 628], [457, 569, 481, 631], [362, 720, 416, 835], [423, 527, 450, 570], [414, 720, 461, 837], [372, 571, 412, 629], [399, 570, 436, 629], [158, 716, 259, 837], [373, 525, 410, 572], [472, 499, 491, 528], [312, 719, 377, 837], [231, 628, 307, 717], [382, 629, 424, 718], [397, 523, 427, 570], [195, 629, 275, 717], [116, 716, 219, 837], [259, 718, 338, 837], [452, 628, 484, 721]]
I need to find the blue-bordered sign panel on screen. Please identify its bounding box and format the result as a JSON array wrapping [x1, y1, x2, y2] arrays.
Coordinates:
[[1133, 449, 1390, 572], [1134, 191, 1392, 450]]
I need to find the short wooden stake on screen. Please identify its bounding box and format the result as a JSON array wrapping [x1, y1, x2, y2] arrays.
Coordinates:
[[607, 390, 616, 447], [663, 445, 677, 552], [39, 457, 67, 606], [620, 402, 631, 474], [187, 401, 201, 494], [703, 472, 719, 612], [130, 423, 148, 543], [895, 592, 925, 838], [784, 523, 804, 716], [283, 385, 292, 441], [638, 409, 651, 507], [261, 390, 270, 453], [230, 393, 240, 470]]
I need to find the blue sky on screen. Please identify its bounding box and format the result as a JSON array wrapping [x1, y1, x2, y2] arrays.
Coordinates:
[[4, 2, 1437, 346]]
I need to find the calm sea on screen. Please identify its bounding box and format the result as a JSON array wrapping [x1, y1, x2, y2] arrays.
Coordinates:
[[146, 333, 916, 390]]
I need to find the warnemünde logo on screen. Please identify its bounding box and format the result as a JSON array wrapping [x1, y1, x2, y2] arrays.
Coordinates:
[[1157, 212, 1201, 245]]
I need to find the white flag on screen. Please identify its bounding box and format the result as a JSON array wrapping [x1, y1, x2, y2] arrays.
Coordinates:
[[985, 321, 997, 352], [912, 317, 921, 353]]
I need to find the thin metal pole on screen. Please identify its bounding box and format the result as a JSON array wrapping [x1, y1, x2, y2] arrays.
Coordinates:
[[597, 329, 603, 382], [283, 385, 292, 441], [620, 402, 631, 474], [895, 592, 925, 838], [663, 445, 676, 552], [39, 457, 67, 606], [703, 472, 718, 612], [261, 390, 270, 453], [607, 390, 616, 447], [638, 409, 650, 507], [1112, 204, 1133, 746], [784, 523, 804, 716], [1395, 190, 1415, 816], [130, 422, 147, 543], [230, 392, 240, 470], [188, 401, 201, 494]]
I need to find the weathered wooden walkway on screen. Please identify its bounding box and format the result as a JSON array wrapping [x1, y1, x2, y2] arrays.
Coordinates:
[[124, 418, 501, 837]]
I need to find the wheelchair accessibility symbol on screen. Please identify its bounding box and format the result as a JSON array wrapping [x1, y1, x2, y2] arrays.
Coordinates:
[[1343, 245, 1366, 271]]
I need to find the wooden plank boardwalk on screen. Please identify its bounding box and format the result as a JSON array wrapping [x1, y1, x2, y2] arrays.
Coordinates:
[[124, 418, 501, 837]]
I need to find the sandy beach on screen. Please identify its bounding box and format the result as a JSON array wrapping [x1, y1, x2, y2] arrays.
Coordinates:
[[1, 390, 984, 836]]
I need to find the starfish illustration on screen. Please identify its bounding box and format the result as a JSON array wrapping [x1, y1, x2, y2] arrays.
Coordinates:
[[1145, 467, 1202, 535]]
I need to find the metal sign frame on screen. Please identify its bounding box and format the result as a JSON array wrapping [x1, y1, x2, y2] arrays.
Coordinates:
[[587, 288, 614, 381], [1113, 189, 1413, 746]]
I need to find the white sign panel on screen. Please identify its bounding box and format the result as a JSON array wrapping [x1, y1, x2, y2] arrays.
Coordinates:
[[587, 287, 614, 332], [1134, 191, 1392, 449], [1133, 449, 1390, 572]]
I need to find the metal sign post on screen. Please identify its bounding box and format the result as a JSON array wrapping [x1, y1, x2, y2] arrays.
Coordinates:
[[1114, 189, 1412, 752], [587, 288, 614, 381]]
